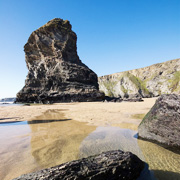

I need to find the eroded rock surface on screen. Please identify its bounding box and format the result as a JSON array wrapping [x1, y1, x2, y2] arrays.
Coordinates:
[[99, 58, 180, 98], [16, 18, 104, 103], [138, 94, 180, 150], [13, 150, 152, 180], [104, 93, 143, 103]]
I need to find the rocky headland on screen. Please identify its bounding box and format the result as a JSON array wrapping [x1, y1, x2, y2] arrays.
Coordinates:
[[138, 94, 180, 151], [99, 58, 180, 98], [13, 150, 154, 180], [16, 18, 104, 103]]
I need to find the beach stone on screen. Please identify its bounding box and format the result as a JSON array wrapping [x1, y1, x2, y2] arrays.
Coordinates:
[[13, 150, 154, 180], [16, 18, 104, 103], [104, 93, 143, 103], [138, 94, 180, 150]]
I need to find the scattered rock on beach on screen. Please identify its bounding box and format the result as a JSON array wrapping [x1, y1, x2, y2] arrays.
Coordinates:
[[104, 93, 143, 102], [138, 94, 180, 150], [13, 150, 154, 180], [16, 18, 104, 103]]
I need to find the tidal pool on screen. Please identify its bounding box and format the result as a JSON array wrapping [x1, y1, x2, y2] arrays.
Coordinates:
[[0, 109, 179, 180], [79, 126, 180, 180], [0, 110, 96, 180]]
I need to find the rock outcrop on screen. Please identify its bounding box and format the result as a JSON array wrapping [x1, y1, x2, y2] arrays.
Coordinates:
[[138, 94, 180, 151], [16, 18, 104, 103], [99, 58, 180, 98], [0, 97, 16, 103], [13, 150, 154, 180], [104, 93, 143, 102]]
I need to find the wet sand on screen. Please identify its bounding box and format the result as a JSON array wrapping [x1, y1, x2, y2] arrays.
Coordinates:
[[0, 110, 96, 180], [0, 98, 157, 129], [1, 97, 180, 180]]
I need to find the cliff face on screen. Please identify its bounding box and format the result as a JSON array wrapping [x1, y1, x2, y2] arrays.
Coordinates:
[[16, 18, 104, 103], [99, 58, 180, 98]]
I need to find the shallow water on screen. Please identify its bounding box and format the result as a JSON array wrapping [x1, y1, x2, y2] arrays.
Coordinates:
[[79, 126, 144, 159], [0, 110, 179, 180], [0, 103, 22, 107], [0, 110, 96, 180], [79, 126, 180, 180]]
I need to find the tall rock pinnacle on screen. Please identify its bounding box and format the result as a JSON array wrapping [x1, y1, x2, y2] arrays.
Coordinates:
[[16, 18, 104, 103]]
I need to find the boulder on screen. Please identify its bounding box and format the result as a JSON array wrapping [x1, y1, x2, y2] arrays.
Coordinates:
[[123, 93, 143, 102], [138, 94, 180, 151], [13, 150, 154, 180], [16, 18, 104, 103], [104, 93, 143, 103]]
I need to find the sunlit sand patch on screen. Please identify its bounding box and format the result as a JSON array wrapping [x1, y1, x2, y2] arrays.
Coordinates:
[[131, 113, 145, 119], [112, 122, 138, 131]]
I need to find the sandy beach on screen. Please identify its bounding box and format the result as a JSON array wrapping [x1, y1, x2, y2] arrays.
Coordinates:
[[1, 97, 180, 180], [0, 98, 157, 129]]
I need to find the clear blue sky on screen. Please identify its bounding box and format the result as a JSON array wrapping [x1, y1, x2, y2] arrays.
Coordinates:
[[0, 0, 179, 98]]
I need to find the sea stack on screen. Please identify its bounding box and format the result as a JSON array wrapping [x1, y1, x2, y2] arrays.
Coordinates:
[[16, 18, 104, 103]]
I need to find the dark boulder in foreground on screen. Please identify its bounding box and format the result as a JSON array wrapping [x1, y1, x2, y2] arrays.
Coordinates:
[[16, 18, 104, 103], [13, 150, 154, 180], [138, 94, 180, 151]]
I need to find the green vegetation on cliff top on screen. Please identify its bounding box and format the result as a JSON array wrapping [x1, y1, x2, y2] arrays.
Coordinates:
[[124, 72, 150, 96], [169, 71, 180, 92], [103, 81, 118, 97]]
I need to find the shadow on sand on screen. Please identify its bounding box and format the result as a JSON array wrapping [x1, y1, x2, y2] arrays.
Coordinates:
[[152, 170, 180, 180], [0, 119, 72, 126], [0, 117, 20, 120], [27, 119, 72, 124]]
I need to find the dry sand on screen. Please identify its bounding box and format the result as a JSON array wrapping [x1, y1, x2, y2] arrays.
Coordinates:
[[0, 98, 157, 129]]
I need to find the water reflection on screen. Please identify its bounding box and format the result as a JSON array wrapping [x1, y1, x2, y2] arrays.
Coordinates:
[[79, 126, 144, 160], [0, 109, 179, 180], [29, 119, 96, 169], [28, 109, 95, 169], [0, 119, 72, 126], [79, 126, 180, 180], [0, 110, 96, 180], [0, 121, 25, 125], [138, 139, 180, 180], [0, 121, 32, 180]]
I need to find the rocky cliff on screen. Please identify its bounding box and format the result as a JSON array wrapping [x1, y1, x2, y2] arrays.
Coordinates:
[[16, 18, 104, 103], [99, 58, 180, 98]]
